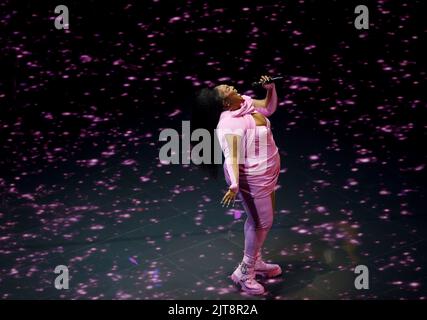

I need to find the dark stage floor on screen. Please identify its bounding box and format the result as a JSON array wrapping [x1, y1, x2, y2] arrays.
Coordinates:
[[0, 122, 425, 300]]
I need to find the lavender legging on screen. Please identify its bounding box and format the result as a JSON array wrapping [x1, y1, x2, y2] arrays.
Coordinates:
[[239, 191, 276, 265]]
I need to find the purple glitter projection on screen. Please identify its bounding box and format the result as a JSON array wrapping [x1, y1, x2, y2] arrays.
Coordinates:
[[0, 0, 426, 300]]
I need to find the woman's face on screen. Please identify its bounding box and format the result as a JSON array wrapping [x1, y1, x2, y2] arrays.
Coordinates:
[[215, 84, 244, 110]]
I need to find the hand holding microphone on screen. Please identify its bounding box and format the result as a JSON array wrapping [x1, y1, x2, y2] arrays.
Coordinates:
[[252, 75, 283, 88]]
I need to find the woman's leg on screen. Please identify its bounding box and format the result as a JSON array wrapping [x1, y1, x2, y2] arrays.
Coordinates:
[[231, 192, 278, 294], [231, 193, 273, 295], [241, 193, 274, 264], [254, 190, 276, 259]]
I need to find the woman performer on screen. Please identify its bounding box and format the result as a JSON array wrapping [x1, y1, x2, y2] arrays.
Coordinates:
[[194, 75, 281, 295]]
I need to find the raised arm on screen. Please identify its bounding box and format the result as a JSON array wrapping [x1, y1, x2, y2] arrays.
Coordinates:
[[253, 83, 278, 117], [252, 76, 278, 117]]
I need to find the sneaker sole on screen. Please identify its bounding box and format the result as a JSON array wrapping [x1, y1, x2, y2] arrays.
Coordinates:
[[230, 273, 265, 295]]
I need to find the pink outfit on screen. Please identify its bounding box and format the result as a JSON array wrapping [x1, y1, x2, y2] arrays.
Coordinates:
[[216, 94, 281, 199], [216, 85, 281, 265]]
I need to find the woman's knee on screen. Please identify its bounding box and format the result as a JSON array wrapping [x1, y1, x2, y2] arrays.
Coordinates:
[[258, 196, 274, 229], [259, 216, 273, 230], [242, 195, 274, 229], [246, 216, 272, 230]]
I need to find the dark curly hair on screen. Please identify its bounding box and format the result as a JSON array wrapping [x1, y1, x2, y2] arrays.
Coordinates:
[[190, 87, 224, 179]]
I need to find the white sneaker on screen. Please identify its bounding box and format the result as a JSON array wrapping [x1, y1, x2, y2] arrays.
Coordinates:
[[230, 262, 265, 295], [254, 256, 282, 278]]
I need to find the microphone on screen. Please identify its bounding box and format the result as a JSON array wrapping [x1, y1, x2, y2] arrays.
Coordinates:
[[251, 76, 284, 87]]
